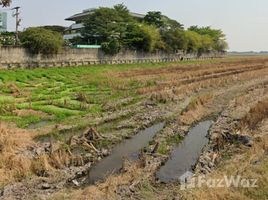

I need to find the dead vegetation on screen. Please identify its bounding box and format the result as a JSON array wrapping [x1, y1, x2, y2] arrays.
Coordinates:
[[52, 161, 143, 200], [241, 98, 268, 130], [181, 122, 268, 200], [179, 93, 214, 125], [0, 123, 34, 187]]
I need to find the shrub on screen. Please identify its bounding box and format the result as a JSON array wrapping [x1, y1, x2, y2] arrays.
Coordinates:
[[19, 27, 64, 54], [0, 32, 16, 46], [101, 38, 121, 55]]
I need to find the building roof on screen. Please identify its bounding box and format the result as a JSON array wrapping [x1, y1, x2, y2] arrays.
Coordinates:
[[65, 8, 145, 21]]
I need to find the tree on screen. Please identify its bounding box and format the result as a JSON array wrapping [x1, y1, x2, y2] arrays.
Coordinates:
[[188, 26, 228, 51], [199, 34, 213, 53], [159, 17, 185, 52], [144, 11, 164, 28], [214, 40, 228, 52], [184, 31, 202, 53], [160, 28, 186, 52], [0, 0, 11, 7], [138, 24, 165, 52], [161, 16, 184, 30], [101, 38, 121, 55], [188, 26, 225, 41], [19, 27, 64, 54], [82, 7, 124, 45], [38, 25, 66, 34], [114, 3, 133, 22], [122, 22, 164, 52], [80, 4, 228, 54]]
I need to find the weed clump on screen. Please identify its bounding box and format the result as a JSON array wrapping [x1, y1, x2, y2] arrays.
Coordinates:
[[241, 99, 268, 129]]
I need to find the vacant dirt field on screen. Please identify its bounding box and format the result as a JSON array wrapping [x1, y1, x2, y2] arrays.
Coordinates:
[[0, 56, 268, 200]]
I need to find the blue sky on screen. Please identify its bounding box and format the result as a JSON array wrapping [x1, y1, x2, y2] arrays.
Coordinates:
[[2, 0, 268, 51]]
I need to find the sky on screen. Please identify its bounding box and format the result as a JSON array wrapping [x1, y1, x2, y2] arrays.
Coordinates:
[[1, 0, 268, 52]]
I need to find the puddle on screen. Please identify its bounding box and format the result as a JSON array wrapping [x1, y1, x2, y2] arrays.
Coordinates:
[[87, 122, 165, 184], [28, 120, 50, 129], [156, 120, 213, 183]]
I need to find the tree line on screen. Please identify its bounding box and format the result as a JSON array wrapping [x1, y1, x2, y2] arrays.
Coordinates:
[[77, 4, 228, 55], [0, 3, 228, 55]]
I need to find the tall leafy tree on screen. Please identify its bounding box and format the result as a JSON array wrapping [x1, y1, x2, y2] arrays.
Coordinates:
[[114, 3, 133, 22], [80, 5, 228, 54], [160, 16, 185, 52], [144, 11, 164, 28], [161, 29, 186, 52], [123, 23, 164, 52], [199, 35, 213, 54], [161, 16, 184, 30], [82, 7, 122, 44], [81, 6, 135, 54], [184, 30, 202, 53]]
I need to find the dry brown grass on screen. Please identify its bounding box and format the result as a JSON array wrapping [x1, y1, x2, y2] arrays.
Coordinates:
[[180, 105, 268, 200], [241, 98, 268, 130], [0, 123, 75, 186], [179, 93, 214, 125], [135, 59, 268, 102], [0, 123, 34, 186], [52, 162, 143, 200], [13, 109, 50, 118], [181, 133, 268, 200]]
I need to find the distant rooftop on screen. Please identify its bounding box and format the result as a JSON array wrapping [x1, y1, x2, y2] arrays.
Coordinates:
[[65, 8, 145, 21]]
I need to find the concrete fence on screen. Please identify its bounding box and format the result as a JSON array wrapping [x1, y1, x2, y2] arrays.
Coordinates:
[[0, 47, 225, 69]]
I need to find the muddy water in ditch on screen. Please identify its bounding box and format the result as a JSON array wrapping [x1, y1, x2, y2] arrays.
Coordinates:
[[87, 123, 165, 184], [156, 120, 213, 183]]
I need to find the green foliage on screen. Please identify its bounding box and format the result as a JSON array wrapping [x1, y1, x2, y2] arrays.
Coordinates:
[[38, 25, 66, 34], [113, 3, 133, 22], [124, 23, 165, 52], [160, 28, 186, 52], [123, 23, 145, 50], [139, 24, 165, 52], [144, 11, 164, 28], [0, 32, 16, 46], [199, 34, 214, 54], [184, 30, 202, 53], [101, 38, 121, 55], [80, 5, 227, 54], [19, 27, 64, 54], [188, 26, 228, 52], [214, 39, 229, 52], [82, 7, 124, 45], [157, 142, 169, 155], [161, 16, 184, 30]]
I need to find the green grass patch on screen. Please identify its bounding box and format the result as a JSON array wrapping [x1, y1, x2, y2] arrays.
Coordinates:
[[0, 60, 224, 127]]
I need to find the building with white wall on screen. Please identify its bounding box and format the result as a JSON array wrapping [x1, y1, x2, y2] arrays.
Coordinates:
[[0, 12, 7, 32]]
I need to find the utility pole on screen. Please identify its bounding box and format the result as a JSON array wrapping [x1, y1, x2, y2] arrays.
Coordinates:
[[12, 6, 21, 45]]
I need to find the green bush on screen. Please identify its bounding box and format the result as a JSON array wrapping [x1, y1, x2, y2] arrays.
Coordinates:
[[138, 24, 165, 52], [0, 32, 16, 46], [101, 38, 121, 55], [19, 27, 64, 54]]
